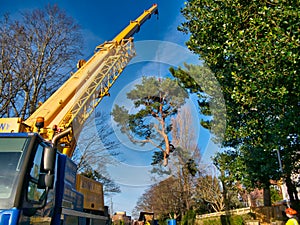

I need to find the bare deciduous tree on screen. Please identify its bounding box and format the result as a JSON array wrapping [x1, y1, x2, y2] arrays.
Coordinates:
[[170, 106, 201, 213], [134, 177, 182, 220], [0, 4, 83, 118], [72, 111, 121, 195], [0, 14, 20, 116], [196, 175, 225, 212]]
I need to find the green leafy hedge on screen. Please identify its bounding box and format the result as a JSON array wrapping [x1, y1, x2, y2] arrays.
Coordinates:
[[199, 213, 255, 225]]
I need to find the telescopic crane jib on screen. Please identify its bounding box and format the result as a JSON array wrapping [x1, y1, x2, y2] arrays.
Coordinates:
[[2, 4, 158, 157]]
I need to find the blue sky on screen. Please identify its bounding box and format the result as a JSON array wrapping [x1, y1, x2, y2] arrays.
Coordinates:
[[0, 0, 223, 217]]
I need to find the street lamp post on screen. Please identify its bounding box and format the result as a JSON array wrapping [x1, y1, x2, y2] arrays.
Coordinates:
[[275, 148, 290, 205]]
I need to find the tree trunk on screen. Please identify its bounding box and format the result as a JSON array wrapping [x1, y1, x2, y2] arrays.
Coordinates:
[[263, 186, 271, 206], [221, 171, 230, 210], [286, 176, 299, 205]]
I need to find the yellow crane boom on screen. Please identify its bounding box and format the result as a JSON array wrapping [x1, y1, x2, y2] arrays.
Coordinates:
[[1, 4, 158, 157]]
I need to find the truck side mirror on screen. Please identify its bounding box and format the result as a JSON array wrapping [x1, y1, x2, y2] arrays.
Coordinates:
[[38, 173, 54, 189], [43, 146, 56, 172]]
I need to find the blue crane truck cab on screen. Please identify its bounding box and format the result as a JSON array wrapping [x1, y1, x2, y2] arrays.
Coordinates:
[[0, 133, 109, 225]]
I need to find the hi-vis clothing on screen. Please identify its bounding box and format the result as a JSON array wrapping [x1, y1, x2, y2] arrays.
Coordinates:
[[286, 218, 299, 225]]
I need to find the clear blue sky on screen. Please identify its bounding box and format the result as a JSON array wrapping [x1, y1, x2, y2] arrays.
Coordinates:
[[0, 0, 222, 217]]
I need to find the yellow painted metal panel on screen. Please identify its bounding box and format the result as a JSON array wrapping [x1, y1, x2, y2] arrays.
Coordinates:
[[76, 174, 104, 212], [0, 118, 29, 133]]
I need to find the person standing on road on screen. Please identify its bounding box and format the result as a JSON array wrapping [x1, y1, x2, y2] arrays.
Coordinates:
[[285, 208, 299, 225]]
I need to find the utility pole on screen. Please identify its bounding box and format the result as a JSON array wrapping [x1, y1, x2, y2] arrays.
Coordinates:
[[110, 197, 114, 216]]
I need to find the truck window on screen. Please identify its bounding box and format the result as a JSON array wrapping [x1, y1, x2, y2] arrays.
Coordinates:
[[0, 137, 25, 199], [0, 152, 22, 198], [27, 144, 46, 203]]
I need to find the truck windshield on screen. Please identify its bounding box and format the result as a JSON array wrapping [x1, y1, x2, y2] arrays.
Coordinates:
[[0, 137, 28, 209]]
